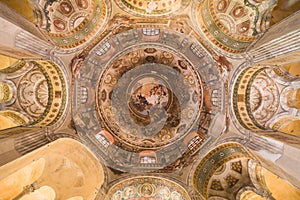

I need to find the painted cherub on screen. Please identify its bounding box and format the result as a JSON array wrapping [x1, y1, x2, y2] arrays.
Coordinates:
[[70, 50, 88, 77], [214, 55, 232, 82]]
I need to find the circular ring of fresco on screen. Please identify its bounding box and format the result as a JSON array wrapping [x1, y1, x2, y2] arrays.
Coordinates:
[[96, 48, 203, 150], [73, 28, 222, 171], [114, 0, 190, 17], [105, 176, 191, 200]]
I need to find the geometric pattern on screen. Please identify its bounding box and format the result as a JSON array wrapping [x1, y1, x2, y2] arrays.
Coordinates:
[[225, 175, 239, 188], [210, 179, 224, 191], [231, 160, 243, 174]]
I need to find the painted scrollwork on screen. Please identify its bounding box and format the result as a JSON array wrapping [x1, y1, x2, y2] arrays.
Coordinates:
[[17, 66, 49, 119], [250, 71, 279, 125]]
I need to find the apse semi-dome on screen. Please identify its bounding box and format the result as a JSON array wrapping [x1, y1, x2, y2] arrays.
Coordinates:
[[194, 0, 277, 53], [39, 0, 110, 49], [105, 176, 191, 200], [114, 0, 190, 16], [73, 27, 224, 172]]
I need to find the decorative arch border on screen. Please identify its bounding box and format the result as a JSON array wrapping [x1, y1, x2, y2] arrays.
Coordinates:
[[192, 142, 252, 198]]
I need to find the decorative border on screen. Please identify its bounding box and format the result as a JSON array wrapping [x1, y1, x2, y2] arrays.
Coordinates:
[[0, 60, 26, 74], [0, 110, 29, 125], [31, 61, 67, 126], [232, 66, 267, 130]]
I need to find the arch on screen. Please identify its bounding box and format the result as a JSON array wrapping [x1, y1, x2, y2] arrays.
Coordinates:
[[0, 57, 68, 130], [193, 142, 251, 198], [0, 110, 29, 130], [192, 142, 272, 200], [231, 65, 300, 146], [0, 138, 105, 200], [0, 81, 13, 103], [0, 54, 18, 70], [232, 66, 280, 131], [286, 88, 300, 109], [272, 66, 300, 82], [271, 117, 300, 137]]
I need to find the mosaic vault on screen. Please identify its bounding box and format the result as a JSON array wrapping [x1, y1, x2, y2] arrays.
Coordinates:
[[39, 0, 109, 48], [105, 176, 191, 200], [195, 0, 277, 53]]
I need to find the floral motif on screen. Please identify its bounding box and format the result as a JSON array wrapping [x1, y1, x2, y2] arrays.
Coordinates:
[[17, 66, 49, 119]]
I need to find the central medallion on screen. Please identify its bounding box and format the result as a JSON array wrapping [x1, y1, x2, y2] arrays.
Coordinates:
[[128, 77, 171, 128], [97, 61, 202, 150]]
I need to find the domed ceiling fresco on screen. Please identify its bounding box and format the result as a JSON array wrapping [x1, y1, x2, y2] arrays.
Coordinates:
[[73, 26, 224, 171], [2, 0, 300, 199]]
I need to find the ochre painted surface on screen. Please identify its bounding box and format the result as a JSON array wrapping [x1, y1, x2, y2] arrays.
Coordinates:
[[0, 115, 18, 130], [270, 0, 300, 25], [283, 62, 300, 77], [0, 138, 105, 200], [0, 158, 45, 200], [240, 190, 265, 200], [0, 110, 29, 131], [280, 120, 300, 136], [0, 0, 35, 22], [19, 186, 56, 200], [265, 169, 300, 200], [0, 82, 12, 103], [0, 55, 18, 70]]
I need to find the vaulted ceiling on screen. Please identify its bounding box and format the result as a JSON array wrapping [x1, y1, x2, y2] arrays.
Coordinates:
[[0, 0, 300, 199]]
